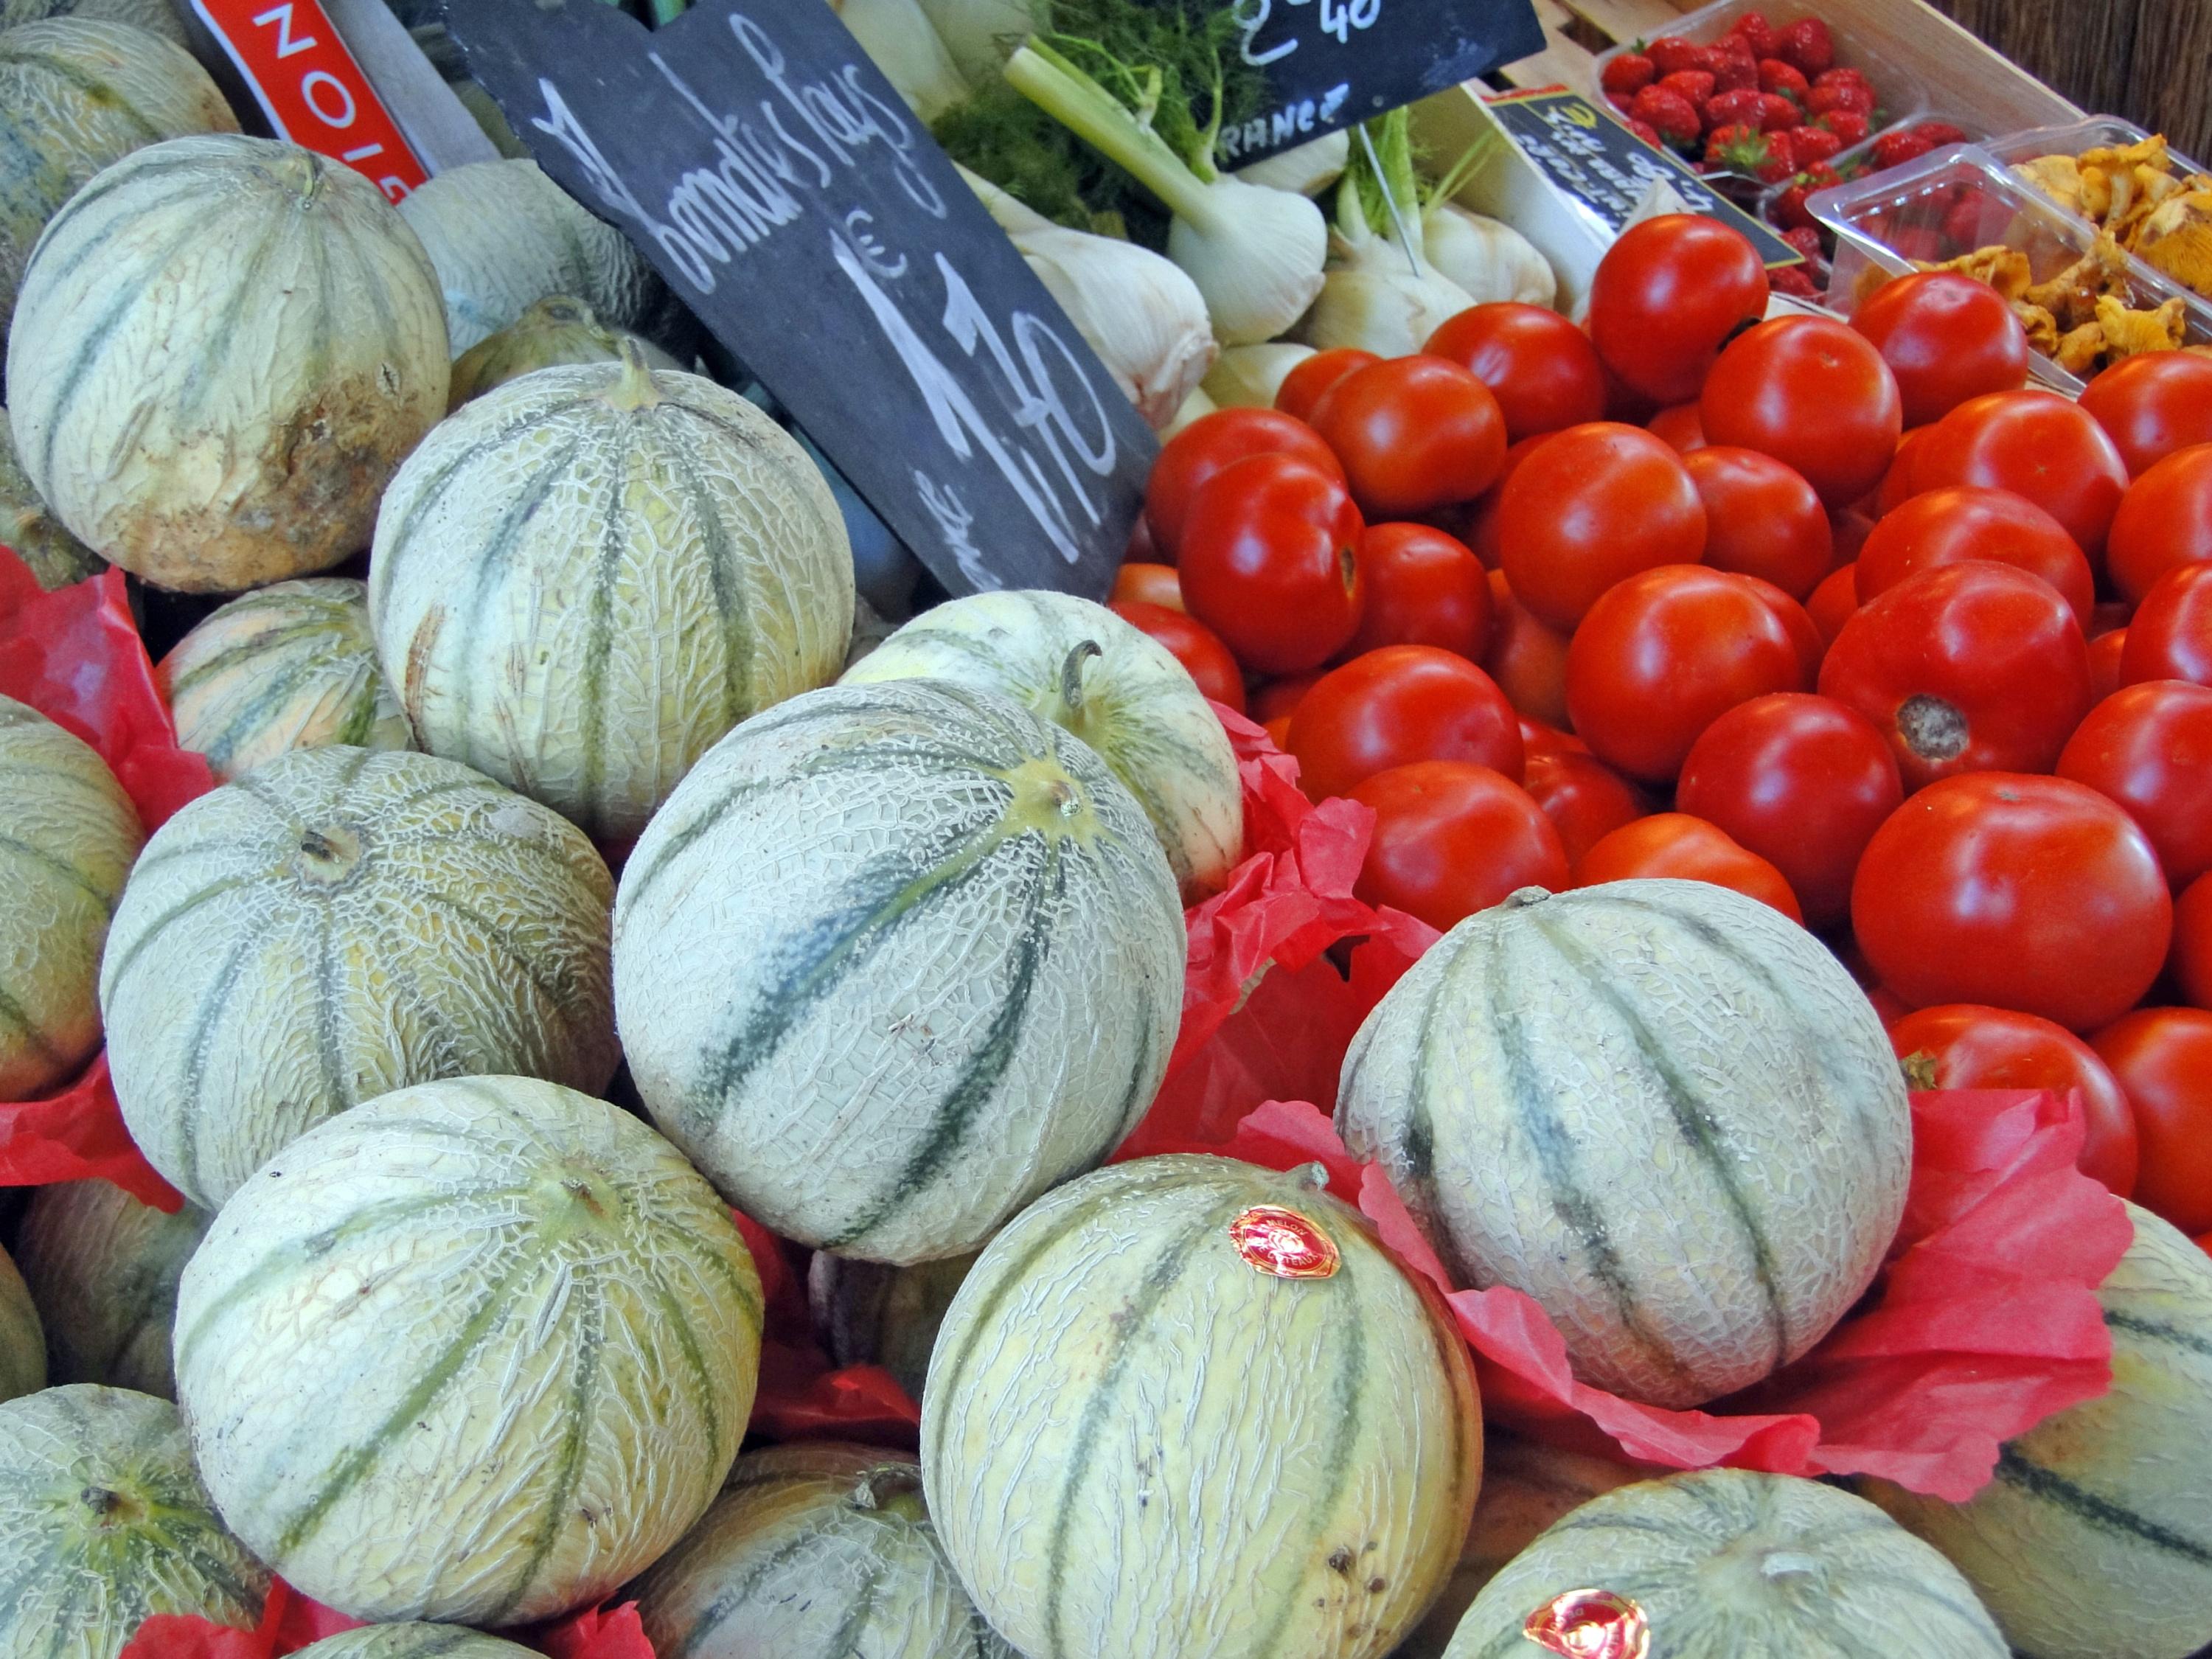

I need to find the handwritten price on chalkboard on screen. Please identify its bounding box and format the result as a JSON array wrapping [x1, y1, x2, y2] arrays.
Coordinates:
[[1236, 0, 1383, 63]]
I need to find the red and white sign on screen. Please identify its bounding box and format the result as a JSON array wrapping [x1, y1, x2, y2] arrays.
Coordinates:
[[190, 0, 430, 201]]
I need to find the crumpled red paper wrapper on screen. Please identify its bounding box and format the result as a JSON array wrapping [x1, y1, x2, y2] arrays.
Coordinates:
[[120, 1581, 653, 1659], [0, 549, 208, 1210], [1182, 1090, 2130, 1503]]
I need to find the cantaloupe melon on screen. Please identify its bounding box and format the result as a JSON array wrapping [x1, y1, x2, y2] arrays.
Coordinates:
[[1338, 879, 1911, 1408], [0, 1242, 43, 1402], [613, 680, 1184, 1264], [841, 590, 1242, 895], [100, 744, 618, 1208], [0, 408, 99, 590], [159, 578, 412, 781], [17, 1178, 208, 1397], [8, 133, 449, 591], [0, 1385, 268, 1656], [175, 1075, 763, 1626], [0, 692, 143, 1099], [447, 294, 681, 408], [1864, 1202, 2212, 1659], [293, 1628, 536, 1659], [922, 1155, 1481, 1659], [369, 347, 854, 841], [807, 1250, 978, 1404], [630, 1442, 1015, 1659], [1445, 1467, 2006, 1657]]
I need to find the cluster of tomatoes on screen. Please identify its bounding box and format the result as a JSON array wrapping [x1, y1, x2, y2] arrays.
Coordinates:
[[1110, 212, 2212, 1243]]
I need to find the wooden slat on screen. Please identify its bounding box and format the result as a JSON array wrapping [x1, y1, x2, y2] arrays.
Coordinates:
[[1495, 0, 1610, 94], [2122, 0, 2212, 163], [1926, 0, 2140, 128], [1553, 0, 1691, 52]]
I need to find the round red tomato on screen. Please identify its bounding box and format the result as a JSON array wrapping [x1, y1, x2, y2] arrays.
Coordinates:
[[1143, 406, 1341, 559], [2079, 349, 2212, 476], [1888, 1004, 2138, 1194], [1576, 812, 1803, 922], [1848, 272, 2031, 428], [1587, 214, 1770, 405], [1876, 426, 1934, 516], [1275, 347, 1380, 424], [1739, 571, 1825, 687], [1110, 561, 1183, 611], [1249, 670, 1322, 724], [1682, 445, 1833, 599], [1484, 568, 1572, 728], [1425, 303, 1607, 442], [2093, 1008, 2212, 1233], [1854, 485, 2093, 628], [1350, 761, 1569, 931], [1310, 355, 1508, 520], [1126, 513, 1161, 563], [1912, 389, 2132, 557], [1566, 566, 1808, 783], [1264, 714, 1293, 748], [1178, 455, 1365, 675], [2090, 628, 2129, 703], [2121, 563, 2212, 687], [1343, 523, 1492, 660], [2106, 444, 2212, 605], [1700, 317, 1904, 508], [2056, 680, 2212, 887], [1458, 434, 1548, 570], [1520, 715, 1585, 758], [2173, 873, 2212, 1010], [1819, 560, 2093, 790], [1108, 599, 1246, 712], [1287, 644, 1523, 801], [1807, 561, 1860, 649], [1676, 692, 1902, 929], [1522, 747, 1644, 869], [1496, 423, 1707, 630], [1853, 773, 2172, 1032], [1646, 402, 1706, 453]]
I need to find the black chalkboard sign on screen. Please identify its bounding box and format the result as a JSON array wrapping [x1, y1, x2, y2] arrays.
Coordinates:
[[448, 0, 1156, 601], [1211, 0, 1545, 167], [1488, 89, 1804, 268]]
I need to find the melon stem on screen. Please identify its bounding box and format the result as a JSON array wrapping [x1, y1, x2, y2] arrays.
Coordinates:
[[1059, 640, 1102, 717], [602, 338, 664, 413]]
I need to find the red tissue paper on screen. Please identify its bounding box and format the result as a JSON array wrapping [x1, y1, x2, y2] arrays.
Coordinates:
[[1183, 1090, 2131, 1503], [0, 549, 209, 1208], [120, 1581, 655, 1659]]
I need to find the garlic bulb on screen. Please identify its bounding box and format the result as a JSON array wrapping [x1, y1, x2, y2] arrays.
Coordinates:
[[1234, 131, 1351, 198], [1419, 201, 1558, 307], [1305, 114, 1478, 358], [1203, 342, 1313, 408], [831, 0, 970, 121], [919, 0, 1039, 86], [964, 166, 1215, 430]]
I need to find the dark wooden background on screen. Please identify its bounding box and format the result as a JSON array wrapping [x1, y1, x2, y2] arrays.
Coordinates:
[[1933, 0, 2212, 158]]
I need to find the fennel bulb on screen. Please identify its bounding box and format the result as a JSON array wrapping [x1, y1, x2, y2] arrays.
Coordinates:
[[1234, 131, 1350, 197], [1420, 201, 1558, 307], [1203, 343, 1313, 408], [919, 0, 1040, 85], [1004, 38, 1326, 347], [831, 0, 970, 121], [961, 167, 1215, 429], [1162, 386, 1217, 439], [1304, 113, 1477, 357]]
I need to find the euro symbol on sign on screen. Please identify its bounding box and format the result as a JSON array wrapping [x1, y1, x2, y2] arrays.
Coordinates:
[[1565, 102, 1598, 128]]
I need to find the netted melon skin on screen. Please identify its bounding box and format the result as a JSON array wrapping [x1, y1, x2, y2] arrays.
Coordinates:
[[18, 1178, 209, 1397]]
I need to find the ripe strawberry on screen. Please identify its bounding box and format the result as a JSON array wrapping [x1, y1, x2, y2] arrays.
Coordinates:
[[1627, 118, 1665, 150], [1806, 80, 1874, 117], [1648, 36, 1707, 77], [1781, 225, 1824, 262], [1871, 128, 1935, 171], [1757, 93, 1801, 133], [1916, 121, 1970, 147], [1792, 124, 1844, 167], [1771, 265, 1820, 298], [1775, 16, 1835, 74], [1759, 58, 1809, 98], [1728, 10, 1778, 58], [1630, 85, 1703, 148], [1658, 69, 1717, 110], [1819, 108, 1871, 147], [1708, 122, 1794, 184], [1601, 52, 1657, 96], [1710, 52, 1758, 94], [1703, 88, 1766, 134], [1942, 195, 1987, 248], [1814, 66, 1874, 93], [1773, 162, 1842, 230], [1607, 90, 1639, 117], [1714, 32, 1756, 65]]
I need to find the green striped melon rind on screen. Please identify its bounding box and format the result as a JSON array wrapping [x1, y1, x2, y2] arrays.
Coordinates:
[[397, 159, 685, 355], [293, 1624, 538, 1658], [159, 577, 413, 781], [0, 1242, 44, 1402], [0, 407, 99, 590], [612, 679, 1185, 1265], [0, 1384, 270, 1658], [100, 742, 619, 1210], [921, 1154, 1482, 1659], [807, 1249, 979, 1405], [841, 589, 1243, 897], [1863, 1201, 2212, 1659], [8, 133, 448, 592], [368, 349, 855, 842], [628, 1441, 1017, 1659], [1336, 878, 1911, 1409], [175, 1074, 764, 1627], [0, 692, 144, 1099], [447, 293, 682, 408], [17, 1178, 209, 1397], [0, 17, 235, 323], [1444, 1467, 2007, 1658]]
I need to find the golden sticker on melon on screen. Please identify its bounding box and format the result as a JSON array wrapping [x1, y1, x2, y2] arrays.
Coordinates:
[[17, 1178, 209, 1397], [0, 1385, 269, 1658], [8, 133, 449, 592], [369, 346, 854, 841], [922, 1155, 1482, 1659], [613, 680, 1184, 1265], [0, 692, 143, 1099], [631, 1442, 1015, 1659], [1338, 879, 1910, 1408], [1865, 1202, 2212, 1659], [174, 1076, 764, 1626], [1445, 1467, 2006, 1657], [100, 744, 618, 1209]]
